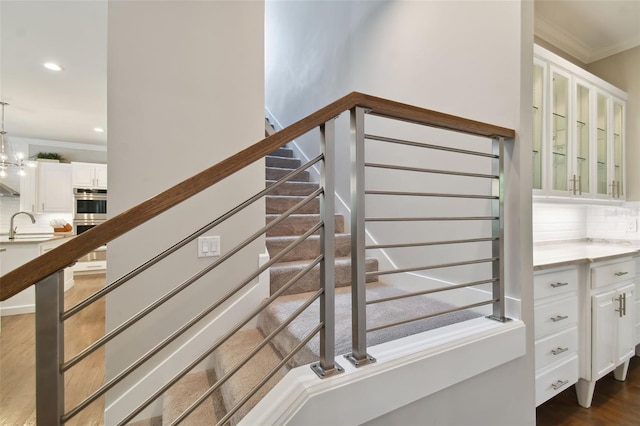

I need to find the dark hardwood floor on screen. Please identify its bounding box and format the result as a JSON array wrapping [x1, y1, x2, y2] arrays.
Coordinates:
[[537, 356, 640, 425]]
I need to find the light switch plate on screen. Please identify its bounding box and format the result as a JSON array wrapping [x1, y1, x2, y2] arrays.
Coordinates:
[[198, 236, 220, 257]]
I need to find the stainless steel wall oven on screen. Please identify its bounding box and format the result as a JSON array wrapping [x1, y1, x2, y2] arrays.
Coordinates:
[[73, 188, 107, 235]]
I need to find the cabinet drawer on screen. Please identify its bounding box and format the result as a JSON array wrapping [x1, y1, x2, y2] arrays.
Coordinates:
[[535, 355, 578, 407], [591, 259, 635, 289], [535, 296, 578, 338], [534, 268, 578, 301], [74, 260, 106, 274], [535, 326, 578, 372]]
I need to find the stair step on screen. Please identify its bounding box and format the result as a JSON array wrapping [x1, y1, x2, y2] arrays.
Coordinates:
[[162, 369, 225, 426], [266, 156, 301, 169], [266, 214, 345, 236], [258, 283, 483, 368], [265, 180, 319, 196], [266, 233, 351, 262], [265, 167, 310, 182], [269, 147, 294, 158], [212, 329, 286, 426], [269, 256, 378, 296], [266, 195, 319, 214]]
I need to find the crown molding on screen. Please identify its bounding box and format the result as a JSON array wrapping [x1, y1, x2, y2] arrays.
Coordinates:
[[534, 15, 591, 63], [10, 136, 107, 152]]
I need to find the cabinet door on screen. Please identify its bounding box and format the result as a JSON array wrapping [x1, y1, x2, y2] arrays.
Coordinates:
[[573, 80, 591, 197], [616, 283, 635, 365], [592, 289, 616, 379], [612, 100, 624, 199], [533, 61, 545, 191], [19, 167, 37, 213], [550, 69, 570, 194], [94, 164, 108, 189], [72, 163, 96, 188], [38, 162, 72, 213], [595, 92, 609, 197]]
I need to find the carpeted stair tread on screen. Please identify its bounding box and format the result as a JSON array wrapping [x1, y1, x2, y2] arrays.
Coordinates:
[[266, 214, 345, 236], [266, 195, 319, 214], [212, 329, 286, 426], [269, 256, 378, 295], [127, 416, 162, 426], [266, 156, 301, 169], [265, 167, 310, 182], [265, 180, 319, 196], [162, 369, 225, 426], [270, 147, 293, 158], [258, 283, 483, 367], [266, 233, 352, 262]]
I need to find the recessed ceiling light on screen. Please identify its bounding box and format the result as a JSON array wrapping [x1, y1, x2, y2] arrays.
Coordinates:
[[43, 62, 63, 71], [93, 127, 105, 133]]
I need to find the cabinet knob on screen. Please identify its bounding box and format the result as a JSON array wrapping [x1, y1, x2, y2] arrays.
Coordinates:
[[614, 271, 628, 277], [550, 282, 569, 288]]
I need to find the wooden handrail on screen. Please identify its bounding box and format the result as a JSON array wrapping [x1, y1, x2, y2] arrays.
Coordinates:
[[0, 92, 514, 301]]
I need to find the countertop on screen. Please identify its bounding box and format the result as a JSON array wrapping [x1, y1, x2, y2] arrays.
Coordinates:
[[0, 233, 74, 245], [534, 241, 640, 271]]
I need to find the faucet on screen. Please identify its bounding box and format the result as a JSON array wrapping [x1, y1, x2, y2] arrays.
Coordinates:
[[9, 211, 36, 239]]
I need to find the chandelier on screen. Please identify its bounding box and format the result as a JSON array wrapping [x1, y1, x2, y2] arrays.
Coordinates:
[[0, 101, 36, 179]]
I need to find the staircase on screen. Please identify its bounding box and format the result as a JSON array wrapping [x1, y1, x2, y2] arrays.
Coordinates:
[[151, 145, 379, 425], [152, 145, 482, 426]]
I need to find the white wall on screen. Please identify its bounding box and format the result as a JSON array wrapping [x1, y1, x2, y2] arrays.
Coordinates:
[[266, 0, 535, 423], [106, 1, 264, 422], [588, 47, 640, 201]]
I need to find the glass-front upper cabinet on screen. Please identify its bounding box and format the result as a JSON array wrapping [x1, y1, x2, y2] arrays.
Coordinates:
[[534, 44, 627, 202], [533, 61, 545, 191], [574, 80, 591, 196], [596, 93, 609, 196], [612, 101, 624, 199], [550, 69, 569, 193]]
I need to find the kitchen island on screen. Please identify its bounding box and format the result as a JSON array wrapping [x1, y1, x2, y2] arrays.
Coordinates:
[[0, 234, 75, 316]]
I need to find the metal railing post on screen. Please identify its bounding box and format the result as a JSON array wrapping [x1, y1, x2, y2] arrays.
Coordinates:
[[311, 118, 344, 378], [35, 270, 65, 425], [488, 137, 509, 322], [346, 107, 376, 367]]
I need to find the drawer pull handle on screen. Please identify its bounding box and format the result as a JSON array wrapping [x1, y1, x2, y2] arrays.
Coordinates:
[[551, 347, 569, 356], [550, 315, 568, 322], [550, 282, 569, 288], [614, 271, 629, 277], [551, 379, 569, 390]]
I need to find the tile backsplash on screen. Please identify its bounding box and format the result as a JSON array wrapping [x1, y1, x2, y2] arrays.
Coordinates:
[[0, 196, 73, 235], [533, 201, 640, 243]]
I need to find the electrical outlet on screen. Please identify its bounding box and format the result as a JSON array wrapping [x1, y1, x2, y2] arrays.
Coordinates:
[[626, 220, 637, 233], [198, 236, 221, 257]]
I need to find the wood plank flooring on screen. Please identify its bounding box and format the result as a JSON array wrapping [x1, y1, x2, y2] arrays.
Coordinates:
[[537, 356, 640, 425], [1, 274, 106, 426]]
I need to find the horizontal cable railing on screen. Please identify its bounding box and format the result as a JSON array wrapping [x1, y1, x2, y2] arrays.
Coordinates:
[[0, 93, 514, 425]]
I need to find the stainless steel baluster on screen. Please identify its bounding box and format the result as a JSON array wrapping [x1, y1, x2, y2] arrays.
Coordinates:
[[488, 137, 508, 322], [35, 270, 65, 425], [346, 106, 376, 367], [311, 118, 344, 378]]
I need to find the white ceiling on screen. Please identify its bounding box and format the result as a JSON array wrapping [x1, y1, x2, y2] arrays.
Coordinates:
[[535, 0, 640, 64], [0, 1, 638, 149]]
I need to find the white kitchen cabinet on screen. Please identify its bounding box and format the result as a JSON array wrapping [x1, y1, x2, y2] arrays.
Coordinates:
[[576, 258, 636, 408], [533, 44, 627, 201], [534, 266, 579, 406], [72, 162, 107, 189], [20, 161, 73, 213]]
